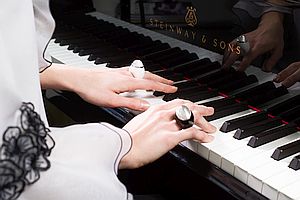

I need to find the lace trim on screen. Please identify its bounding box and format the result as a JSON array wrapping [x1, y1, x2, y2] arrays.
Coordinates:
[[0, 102, 55, 200]]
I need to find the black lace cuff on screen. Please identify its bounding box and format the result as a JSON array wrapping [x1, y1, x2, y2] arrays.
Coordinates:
[[0, 102, 55, 200]]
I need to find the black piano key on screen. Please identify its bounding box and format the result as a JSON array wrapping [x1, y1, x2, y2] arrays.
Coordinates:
[[162, 53, 199, 68], [144, 63, 162, 71], [74, 41, 110, 53], [246, 86, 289, 107], [54, 32, 85, 43], [173, 80, 199, 89], [163, 73, 185, 82], [137, 43, 170, 56], [220, 111, 268, 133], [163, 86, 207, 101], [185, 61, 221, 78], [202, 97, 237, 109], [90, 50, 134, 62], [154, 70, 174, 77], [234, 117, 282, 140], [279, 105, 300, 122], [267, 94, 300, 116], [196, 67, 236, 83], [68, 39, 99, 50], [234, 81, 276, 100], [60, 36, 92, 46], [151, 49, 190, 63], [79, 45, 118, 56], [168, 58, 211, 73], [126, 39, 159, 52], [152, 80, 199, 97], [272, 139, 300, 161], [289, 154, 300, 170], [219, 74, 258, 93], [248, 123, 298, 148], [142, 47, 181, 60], [206, 72, 247, 89], [293, 117, 300, 126], [180, 90, 219, 102], [205, 103, 248, 122]]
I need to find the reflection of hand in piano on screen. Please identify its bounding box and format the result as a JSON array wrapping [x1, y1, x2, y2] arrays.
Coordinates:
[[121, 99, 216, 169], [274, 61, 300, 88], [46, 11, 300, 200], [222, 10, 284, 72], [40, 63, 177, 111]]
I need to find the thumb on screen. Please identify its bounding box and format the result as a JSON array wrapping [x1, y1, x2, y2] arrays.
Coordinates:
[[113, 95, 150, 111]]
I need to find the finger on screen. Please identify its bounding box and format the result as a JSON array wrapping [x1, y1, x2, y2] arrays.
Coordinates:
[[177, 127, 214, 143], [153, 99, 191, 111], [237, 52, 257, 71], [262, 48, 282, 72], [281, 69, 300, 88], [110, 94, 150, 111], [273, 62, 299, 83], [144, 71, 174, 85], [126, 78, 178, 93], [222, 47, 240, 69], [190, 104, 215, 117], [194, 116, 216, 133]]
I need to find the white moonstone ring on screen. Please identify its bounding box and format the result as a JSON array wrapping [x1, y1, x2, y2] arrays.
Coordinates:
[[129, 60, 145, 79]]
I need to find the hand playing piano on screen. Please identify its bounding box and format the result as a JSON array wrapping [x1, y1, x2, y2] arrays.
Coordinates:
[[120, 99, 216, 169], [40, 63, 177, 111], [222, 11, 284, 72], [274, 61, 300, 87]]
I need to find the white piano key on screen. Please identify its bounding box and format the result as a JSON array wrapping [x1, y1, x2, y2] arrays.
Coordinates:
[[262, 159, 300, 200], [197, 109, 256, 165], [221, 130, 298, 177], [243, 133, 300, 193], [278, 180, 300, 200]]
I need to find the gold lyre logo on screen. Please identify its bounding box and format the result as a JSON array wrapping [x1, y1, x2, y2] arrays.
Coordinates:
[[185, 6, 197, 27]]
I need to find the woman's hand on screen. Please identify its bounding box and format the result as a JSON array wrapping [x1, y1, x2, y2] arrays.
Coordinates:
[[120, 99, 216, 169], [273, 61, 300, 87], [40, 64, 177, 111], [222, 12, 284, 72]]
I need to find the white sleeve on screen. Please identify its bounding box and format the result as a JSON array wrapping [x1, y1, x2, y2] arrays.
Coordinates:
[[20, 122, 132, 200], [32, 0, 56, 72]]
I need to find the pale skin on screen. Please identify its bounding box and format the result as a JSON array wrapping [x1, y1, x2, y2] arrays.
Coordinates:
[[40, 65, 217, 170], [120, 99, 216, 169], [40, 63, 177, 111]]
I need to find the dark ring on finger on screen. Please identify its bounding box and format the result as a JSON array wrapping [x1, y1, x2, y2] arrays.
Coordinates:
[[175, 105, 194, 129]]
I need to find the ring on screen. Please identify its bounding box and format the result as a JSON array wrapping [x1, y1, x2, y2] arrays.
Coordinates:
[[236, 35, 250, 56], [129, 60, 145, 79], [175, 105, 194, 129]]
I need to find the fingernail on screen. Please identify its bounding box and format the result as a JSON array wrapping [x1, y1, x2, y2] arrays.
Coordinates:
[[273, 75, 280, 82], [207, 135, 215, 142], [140, 102, 150, 110]]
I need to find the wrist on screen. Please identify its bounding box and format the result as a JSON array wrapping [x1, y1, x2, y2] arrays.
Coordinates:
[[40, 63, 78, 92], [260, 11, 284, 26]]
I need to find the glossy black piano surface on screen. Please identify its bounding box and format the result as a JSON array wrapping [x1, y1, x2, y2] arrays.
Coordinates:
[[45, 1, 300, 200]]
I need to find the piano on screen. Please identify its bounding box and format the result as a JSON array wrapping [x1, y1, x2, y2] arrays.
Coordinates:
[[45, 1, 300, 200]]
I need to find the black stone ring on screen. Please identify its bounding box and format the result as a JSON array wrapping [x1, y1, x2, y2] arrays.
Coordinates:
[[175, 105, 194, 129]]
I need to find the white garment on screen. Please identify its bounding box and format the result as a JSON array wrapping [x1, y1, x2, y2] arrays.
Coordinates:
[[0, 0, 133, 199]]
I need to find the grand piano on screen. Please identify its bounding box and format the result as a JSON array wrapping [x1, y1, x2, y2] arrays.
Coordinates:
[[44, 1, 300, 199]]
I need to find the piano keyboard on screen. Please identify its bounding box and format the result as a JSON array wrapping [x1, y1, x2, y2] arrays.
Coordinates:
[[46, 11, 300, 200]]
